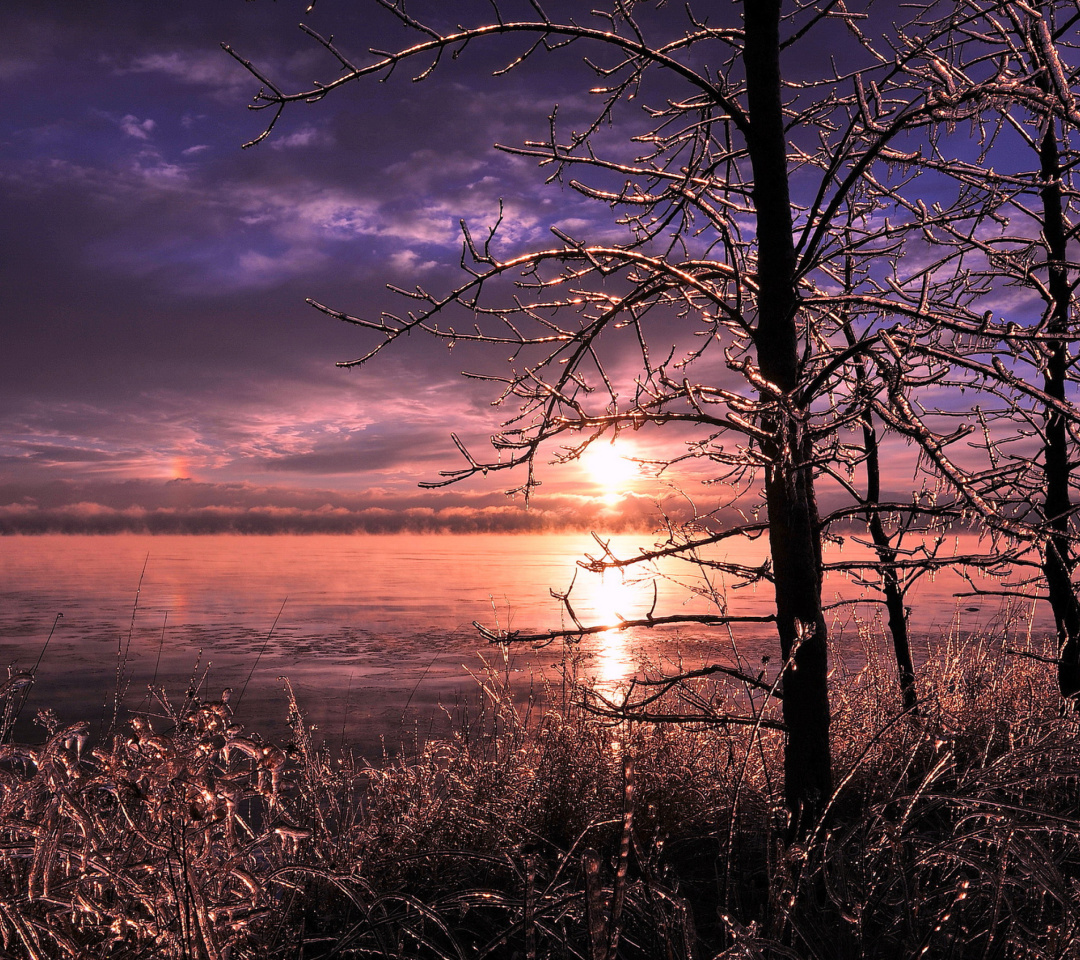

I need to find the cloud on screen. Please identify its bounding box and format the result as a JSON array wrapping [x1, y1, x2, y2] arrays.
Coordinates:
[[252, 183, 461, 246], [132, 149, 187, 185], [122, 50, 252, 98], [387, 249, 439, 274], [172, 180, 485, 287], [269, 126, 335, 151], [2, 65, 598, 298], [37, 168, 479, 290], [0, 480, 667, 535], [259, 432, 449, 474], [120, 115, 156, 140], [1, 444, 120, 466], [383, 149, 486, 193], [0, 441, 121, 465], [0, 369, 495, 490], [0, 55, 38, 80]]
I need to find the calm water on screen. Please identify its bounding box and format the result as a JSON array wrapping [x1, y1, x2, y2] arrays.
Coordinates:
[[0, 533, 1049, 754]]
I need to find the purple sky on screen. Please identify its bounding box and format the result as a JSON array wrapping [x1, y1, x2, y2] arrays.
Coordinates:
[[0, 2, 1057, 535], [2, 1, 684, 532]]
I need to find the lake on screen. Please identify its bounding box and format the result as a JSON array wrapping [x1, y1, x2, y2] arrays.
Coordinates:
[[0, 533, 1050, 755]]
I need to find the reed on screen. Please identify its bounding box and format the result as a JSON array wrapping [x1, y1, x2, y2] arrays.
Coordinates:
[[0, 633, 1075, 958]]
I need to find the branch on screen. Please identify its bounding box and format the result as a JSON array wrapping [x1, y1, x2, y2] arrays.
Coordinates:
[[229, 13, 750, 144], [474, 613, 776, 645]]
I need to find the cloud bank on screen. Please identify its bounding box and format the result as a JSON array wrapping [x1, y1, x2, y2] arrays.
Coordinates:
[[0, 480, 667, 535]]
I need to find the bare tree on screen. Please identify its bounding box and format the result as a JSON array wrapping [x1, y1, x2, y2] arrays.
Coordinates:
[[957, 0, 1080, 708], [228, 0, 1023, 828], [862, 0, 1080, 707]]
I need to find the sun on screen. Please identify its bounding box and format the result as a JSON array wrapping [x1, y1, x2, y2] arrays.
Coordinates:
[[583, 442, 638, 498]]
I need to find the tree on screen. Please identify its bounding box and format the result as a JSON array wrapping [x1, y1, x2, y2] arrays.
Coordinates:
[[227, 0, 1024, 829], [862, 0, 1080, 708]]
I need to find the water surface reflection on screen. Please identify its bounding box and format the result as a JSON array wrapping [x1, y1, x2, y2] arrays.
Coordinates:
[[0, 533, 1048, 753]]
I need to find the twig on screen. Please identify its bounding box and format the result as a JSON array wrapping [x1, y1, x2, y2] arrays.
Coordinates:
[[235, 598, 288, 711]]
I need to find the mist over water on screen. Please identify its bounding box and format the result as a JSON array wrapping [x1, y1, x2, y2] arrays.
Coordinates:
[[0, 533, 1049, 755]]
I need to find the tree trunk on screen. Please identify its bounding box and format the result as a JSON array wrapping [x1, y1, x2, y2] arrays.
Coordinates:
[[863, 419, 918, 712], [1037, 118, 1080, 708], [744, 0, 832, 829], [842, 311, 918, 711]]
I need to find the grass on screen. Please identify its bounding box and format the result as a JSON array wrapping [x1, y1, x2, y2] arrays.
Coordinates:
[[0, 632, 1077, 958]]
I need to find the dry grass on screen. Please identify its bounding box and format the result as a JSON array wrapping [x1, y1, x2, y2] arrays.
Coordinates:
[[0, 635, 1077, 958]]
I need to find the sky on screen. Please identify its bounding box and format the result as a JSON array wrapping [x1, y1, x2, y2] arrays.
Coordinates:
[[2, 0, 701, 533], [0, 2, 1058, 536]]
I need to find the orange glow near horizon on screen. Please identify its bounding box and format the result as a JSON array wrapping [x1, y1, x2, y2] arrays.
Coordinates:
[[171, 456, 193, 480]]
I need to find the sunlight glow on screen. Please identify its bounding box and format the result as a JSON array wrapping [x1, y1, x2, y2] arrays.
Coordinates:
[[582, 442, 638, 503], [587, 570, 636, 626], [582, 569, 638, 693]]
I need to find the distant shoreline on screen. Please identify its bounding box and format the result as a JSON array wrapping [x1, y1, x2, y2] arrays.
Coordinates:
[[0, 520, 658, 536]]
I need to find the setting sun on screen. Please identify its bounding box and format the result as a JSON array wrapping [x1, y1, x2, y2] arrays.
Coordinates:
[[583, 441, 638, 497]]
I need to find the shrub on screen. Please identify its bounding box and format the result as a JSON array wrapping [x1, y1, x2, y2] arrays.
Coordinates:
[[0, 640, 1076, 957]]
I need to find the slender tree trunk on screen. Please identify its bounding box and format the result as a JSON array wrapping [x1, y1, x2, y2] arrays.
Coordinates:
[[862, 418, 918, 712], [1037, 119, 1080, 708], [842, 305, 918, 712], [744, 0, 832, 829]]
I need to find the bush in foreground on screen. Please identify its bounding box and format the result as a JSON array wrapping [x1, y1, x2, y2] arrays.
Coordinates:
[[0, 638, 1077, 958]]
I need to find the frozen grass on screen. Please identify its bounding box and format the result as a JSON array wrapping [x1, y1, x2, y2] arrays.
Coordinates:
[[0, 636, 1078, 958]]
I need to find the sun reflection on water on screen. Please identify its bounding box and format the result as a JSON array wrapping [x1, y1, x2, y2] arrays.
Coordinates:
[[581, 568, 640, 694]]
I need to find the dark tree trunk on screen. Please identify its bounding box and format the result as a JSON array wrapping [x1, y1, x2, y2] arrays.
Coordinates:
[[863, 418, 918, 712], [744, 0, 832, 829], [1037, 119, 1080, 708], [842, 311, 918, 711]]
